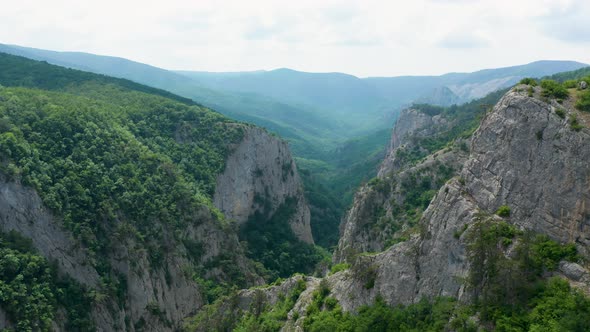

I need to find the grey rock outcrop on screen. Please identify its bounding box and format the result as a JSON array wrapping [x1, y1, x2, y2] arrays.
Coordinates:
[[379, 108, 448, 177], [335, 107, 464, 262], [214, 127, 313, 244], [331, 86, 590, 311], [463, 87, 590, 252], [189, 274, 317, 332]]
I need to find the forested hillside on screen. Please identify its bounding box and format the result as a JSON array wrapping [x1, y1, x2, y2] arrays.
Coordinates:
[[0, 53, 327, 330]]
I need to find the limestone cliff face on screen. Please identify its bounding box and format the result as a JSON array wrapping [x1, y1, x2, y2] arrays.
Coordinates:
[[463, 88, 590, 253], [335, 108, 464, 262], [190, 274, 318, 332], [378, 108, 449, 177], [330, 86, 590, 310], [214, 127, 313, 244]]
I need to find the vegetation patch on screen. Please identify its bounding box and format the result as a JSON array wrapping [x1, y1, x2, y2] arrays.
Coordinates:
[[329, 263, 351, 275], [233, 279, 306, 332], [555, 108, 566, 119], [465, 219, 587, 329], [519, 78, 538, 86], [576, 90, 590, 113], [540, 79, 569, 99], [240, 197, 326, 280], [495, 205, 511, 217], [570, 114, 584, 131], [0, 230, 94, 331]]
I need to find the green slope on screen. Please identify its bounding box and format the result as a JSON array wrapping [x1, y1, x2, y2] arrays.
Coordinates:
[[0, 44, 348, 157]]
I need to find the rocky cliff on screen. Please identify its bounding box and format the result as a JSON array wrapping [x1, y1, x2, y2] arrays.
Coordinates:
[[378, 108, 450, 177], [335, 107, 465, 262], [176, 84, 590, 331], [214, 127, 313, 244], [330, 85, 590, 311], [0, 126, 312, 331], [238, 85, 589, 331]]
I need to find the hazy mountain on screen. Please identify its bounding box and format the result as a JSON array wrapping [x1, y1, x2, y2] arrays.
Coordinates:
[[2, 43, 584, 145], [365, 60, 588, 105], [178, 68, 390, 120], [0, 43, 346, 157]]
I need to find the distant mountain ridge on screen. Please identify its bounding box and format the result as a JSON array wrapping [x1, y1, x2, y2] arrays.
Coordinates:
[[2, 42, 586, 132], [179, 60, 588, 107]]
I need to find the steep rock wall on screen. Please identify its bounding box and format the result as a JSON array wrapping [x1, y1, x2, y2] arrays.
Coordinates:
[[331, 86, 590, 310], [335, 107, 463, 262], [214, 127, 313, 244]]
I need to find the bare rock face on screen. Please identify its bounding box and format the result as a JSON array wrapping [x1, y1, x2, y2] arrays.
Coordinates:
[[332, 179, 477, 309], [214, 127, 313, 244], [189, 274, 317, 332], [463, 88, 590, 252], [335, 107, 464, 263], [379, 108, 448, 177], [0, 307, 13, 331], [331, 86, 590, 311]]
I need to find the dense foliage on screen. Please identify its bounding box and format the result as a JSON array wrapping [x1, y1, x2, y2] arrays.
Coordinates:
[[240, 197, 327, 280], [0, 86, 244, 256], [301, 277, 590, 332], [547, 66, 590, 82], [465, 219, 587, 330], [0, 231, 93, 332], [540, 80, 569, 99], [297, 128, 391, 248], [302, 279, 474, 332], [0, 54, 260, 318], [0, 52, 195, 105]]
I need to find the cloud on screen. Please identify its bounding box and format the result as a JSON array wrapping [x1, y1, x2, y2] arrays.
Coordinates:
[[537, 2, 590, 43], [244, 22, 291, 41], [1, 0, 589, 76], [437, 32, 490, 49]]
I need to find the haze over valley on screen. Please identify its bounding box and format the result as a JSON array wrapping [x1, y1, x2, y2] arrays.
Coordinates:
[[1, 1, 590, 331]]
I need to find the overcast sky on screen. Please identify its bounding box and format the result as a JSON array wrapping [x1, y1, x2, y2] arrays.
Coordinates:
[[2, 0, 589, 77]]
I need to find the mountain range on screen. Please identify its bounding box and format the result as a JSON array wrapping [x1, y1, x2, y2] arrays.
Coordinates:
[[1, 43, 587, 152]]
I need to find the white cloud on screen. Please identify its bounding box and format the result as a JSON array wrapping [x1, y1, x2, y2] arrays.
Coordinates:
[[537, 1, 590, 43], [437, 32, 490, 49], [0, 0, 588, 76]]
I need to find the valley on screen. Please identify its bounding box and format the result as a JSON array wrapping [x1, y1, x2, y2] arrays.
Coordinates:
[[0, 46, 590, 332]]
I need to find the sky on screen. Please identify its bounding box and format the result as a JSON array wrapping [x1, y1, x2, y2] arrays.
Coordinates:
[[1, 0, 589, 77]]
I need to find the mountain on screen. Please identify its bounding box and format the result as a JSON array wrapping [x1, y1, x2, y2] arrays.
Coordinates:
[[365, 60, 588, 105], [0, 43, 346, 159], [3, 44, 584, 146], [2, 43, 585, 183], [179, 61, 588, 109], [177, 68, 393, 132], [0, 52, 323, 331], [192, 72, 590, 331]]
